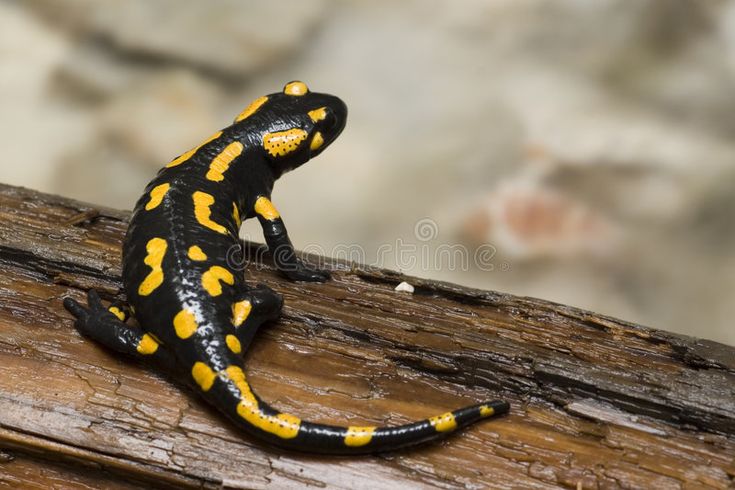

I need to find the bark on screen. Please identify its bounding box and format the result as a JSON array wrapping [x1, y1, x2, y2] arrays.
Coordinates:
[[0, 183, 733, 489]]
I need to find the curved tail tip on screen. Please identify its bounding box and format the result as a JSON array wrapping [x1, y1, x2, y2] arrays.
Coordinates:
[[483, 399, 510, 417]]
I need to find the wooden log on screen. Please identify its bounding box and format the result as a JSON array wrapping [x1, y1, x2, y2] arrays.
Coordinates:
[[0, 182, 733, 489]]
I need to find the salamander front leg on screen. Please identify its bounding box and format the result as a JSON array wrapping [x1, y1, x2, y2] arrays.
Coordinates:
[[230, 283, 284, 353], [254, 196, 330, 282], [63, 290, 175, 370]]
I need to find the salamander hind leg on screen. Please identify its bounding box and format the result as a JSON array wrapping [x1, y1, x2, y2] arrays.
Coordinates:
[[230, 283, 284, 353], [63, 289, 174, 369]]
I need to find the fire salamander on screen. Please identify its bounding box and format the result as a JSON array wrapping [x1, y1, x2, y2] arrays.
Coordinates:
[[63, 81, 509, 454]]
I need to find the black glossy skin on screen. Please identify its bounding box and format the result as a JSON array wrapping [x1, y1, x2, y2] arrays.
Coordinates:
[[63, 82, 509, 454]]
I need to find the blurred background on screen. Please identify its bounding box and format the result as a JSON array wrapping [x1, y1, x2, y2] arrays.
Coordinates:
[[2, 0, 734, 346]]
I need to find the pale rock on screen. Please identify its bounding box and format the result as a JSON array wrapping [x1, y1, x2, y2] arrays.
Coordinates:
[[27, 0, 327, 77]]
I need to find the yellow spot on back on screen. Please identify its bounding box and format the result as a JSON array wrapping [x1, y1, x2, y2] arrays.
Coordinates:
[[254, 196, 280, 221], [166, 131, 222, 168], [232, 202, 241, 227], [235, 96, 268, 122], [173, 309, 198, 339], [262, 129, 307, 157], [136, 334, 159, 355], [310, 132, 324, 151], [108, 306, 125, 321], [206, 141, 243, 182], [225, 366, 301, 439], [193, 191, 228, 234], [479, 405, 495, 417], [226, 334, 242, 354], [308, 107, 327, 122], [283, 81, 308, 96], [188, 245, 207, 261], [429, 412, 457, 433], [192, 362, 216, 391], [138, 238, 168, 296], [344, 426, 376, 447], [145, 183, 170, 211], [202, 266, 234, 296], [232, 300, 252, 327]]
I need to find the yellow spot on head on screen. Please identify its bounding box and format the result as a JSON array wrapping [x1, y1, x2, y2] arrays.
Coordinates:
[[254, 196, 280, 221], [188, 245, 207, 261], [145, 183, 170, 211], [308, 107, 327, 122], [232, 300, 252, 327], [206, 141, 243, 182], [429, 411, 457, 433], [310, 132, 324, 151], [108, 306, 125, 321], [193, 191, 228, 234], [479, 405, 495, 417], [138, 238, 168, 296], [262, 129, 308, 158], [166, 131, 222, 168], [226, 334, 242, 354], [345, 426, 376, 447], [202, 266, 234, 296], [136, 333, 159, 355], [225, 366, 301, 439], [283, 81, 308, 96], [235, 95, 269, 122], [192, 362, 216, 391], [174, 309, 198, 339]]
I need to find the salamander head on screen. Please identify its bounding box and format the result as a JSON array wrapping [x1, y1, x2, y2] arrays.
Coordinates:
[[233, 81, 347, 177]]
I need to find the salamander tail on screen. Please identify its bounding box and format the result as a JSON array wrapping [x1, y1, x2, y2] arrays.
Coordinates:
[[206, 364, 509, 454]]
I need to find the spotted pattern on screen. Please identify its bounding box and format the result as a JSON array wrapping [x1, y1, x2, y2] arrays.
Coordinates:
[[206, 141, 243, 182], [310, 132, 324, 151], [232, 202, 241, 227], [145, 183, 170, 211], [136, 333, 159, 355], [263, 129, 308, 158], [108, 306, 126, 321], [193, 191, 228, 234], [225, 334, 242, 354], [308, 107, 327, 122], [344, 426, 376, 447], [166, 131, 222, 168], [201, 266, 234, 297], [138, 238, 168, 296], [192, 362, 216, 391], [226, 366, 301, 439], [232, 300, 252, 327], [254, 196, 280, 221], [187, 245, 207, 261], [479, 405, 495, 417], [174, 309, 198, 339], [235, 96, 269, 122], [429, 411, 457, 432]]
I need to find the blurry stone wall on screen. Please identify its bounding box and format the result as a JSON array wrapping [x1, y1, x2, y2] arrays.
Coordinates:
[[1, 0, 733, 345]]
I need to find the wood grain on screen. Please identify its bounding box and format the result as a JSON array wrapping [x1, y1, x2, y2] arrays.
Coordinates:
[[0, 183, 733, 489]]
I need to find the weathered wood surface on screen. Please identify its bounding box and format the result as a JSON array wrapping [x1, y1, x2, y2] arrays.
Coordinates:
[[0, 182, 733, 489]]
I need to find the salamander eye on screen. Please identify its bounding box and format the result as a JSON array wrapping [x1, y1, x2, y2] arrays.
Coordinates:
[[283, 81, 309, 96], [323, 110, 339, 131]]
